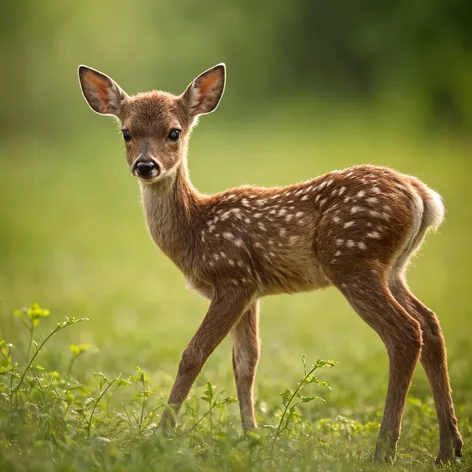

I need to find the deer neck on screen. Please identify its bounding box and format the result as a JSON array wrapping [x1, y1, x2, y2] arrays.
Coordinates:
[[140, 163, 200, 269]]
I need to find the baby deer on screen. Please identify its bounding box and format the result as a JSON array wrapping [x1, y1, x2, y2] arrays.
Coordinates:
[[78, 63, 462, 463]]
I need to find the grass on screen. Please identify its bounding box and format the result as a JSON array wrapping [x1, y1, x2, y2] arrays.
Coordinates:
[[0, 110, 471, 471]]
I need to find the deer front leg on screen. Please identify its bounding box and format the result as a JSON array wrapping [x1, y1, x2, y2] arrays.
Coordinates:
[[231, 300, 260, 432], [159, 288, 254, 431]]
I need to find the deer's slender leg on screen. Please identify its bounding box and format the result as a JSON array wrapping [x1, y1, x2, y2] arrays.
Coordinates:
[[390, 277, 463, 462], [330, 267, 422, 462], [231, 300, 260, 432], [159, 288, 254, 430]]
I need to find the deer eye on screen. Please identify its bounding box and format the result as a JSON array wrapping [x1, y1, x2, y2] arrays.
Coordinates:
[[122, 129, 131, 142], [168, 129, 181, 142]]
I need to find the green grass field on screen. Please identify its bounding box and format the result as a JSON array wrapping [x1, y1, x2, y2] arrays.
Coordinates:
[[0, 112, 471, 471]]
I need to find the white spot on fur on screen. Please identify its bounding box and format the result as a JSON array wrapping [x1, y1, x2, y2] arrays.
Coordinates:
[[367, 231, 380, 239], [346, 240, 355, 248], [358, 242, 367, 250], [366, 197, 378, 204], [344, 221, 355, 228], [338, 187, 346, 196], [357, 190, 365, 198], [301, 195, 309, 201], [336, 239, 344, 246]]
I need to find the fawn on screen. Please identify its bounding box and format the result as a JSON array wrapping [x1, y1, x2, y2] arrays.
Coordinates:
[[78, 63, 462, 462]]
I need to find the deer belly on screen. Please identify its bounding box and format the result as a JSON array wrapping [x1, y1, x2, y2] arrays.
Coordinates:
[[258, 251, 331, 295]]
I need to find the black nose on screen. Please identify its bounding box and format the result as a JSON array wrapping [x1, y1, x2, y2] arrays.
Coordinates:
[[134, 160, 158, 179]]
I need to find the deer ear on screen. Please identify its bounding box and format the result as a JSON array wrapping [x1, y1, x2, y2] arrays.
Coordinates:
[[78, 65, 128, 116], [181, 63, 226, 117]]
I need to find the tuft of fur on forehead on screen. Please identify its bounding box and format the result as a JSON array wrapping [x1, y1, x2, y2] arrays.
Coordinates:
[[120, 91, 193, 134]]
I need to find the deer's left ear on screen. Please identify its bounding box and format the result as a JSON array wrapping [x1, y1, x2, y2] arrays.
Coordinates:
[[78, 65, 128, 116], [181, 63, 226, 117]]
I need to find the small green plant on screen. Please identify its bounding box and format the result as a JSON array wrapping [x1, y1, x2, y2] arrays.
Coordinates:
[[68, 343, 93, 375], [7, 304, 88, 403], [271, 355, 337, 451], [186, 381, 238, 435]]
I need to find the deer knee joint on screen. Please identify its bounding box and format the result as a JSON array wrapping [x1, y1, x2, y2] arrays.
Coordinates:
[[179, 347, 204, 377]]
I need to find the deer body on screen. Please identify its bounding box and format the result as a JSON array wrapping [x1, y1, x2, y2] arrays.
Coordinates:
[[79, 64, 463, 463]]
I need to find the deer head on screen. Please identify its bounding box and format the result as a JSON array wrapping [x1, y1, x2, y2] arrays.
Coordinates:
[[78, 64, 226, 184]]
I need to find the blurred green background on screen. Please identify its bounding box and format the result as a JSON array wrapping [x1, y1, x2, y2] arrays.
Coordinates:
[[0, 0, 471, 448]]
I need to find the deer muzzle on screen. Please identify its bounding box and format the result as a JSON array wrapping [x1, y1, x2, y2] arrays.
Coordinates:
[[132, 159, 160, 180]]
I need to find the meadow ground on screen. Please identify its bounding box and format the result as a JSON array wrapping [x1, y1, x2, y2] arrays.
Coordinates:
[[0, 109, 471, 471]]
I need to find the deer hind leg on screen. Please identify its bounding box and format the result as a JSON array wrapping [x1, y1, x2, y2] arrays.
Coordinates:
[[231, 301, 260, 432], [329, 266, 422, 462], [387, 192, 463, 462], [390, 276, 463, 462]]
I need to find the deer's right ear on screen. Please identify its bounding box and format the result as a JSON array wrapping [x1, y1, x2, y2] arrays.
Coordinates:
[[78, 65, 128, 116]]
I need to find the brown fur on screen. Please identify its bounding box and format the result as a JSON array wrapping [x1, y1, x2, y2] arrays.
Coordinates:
[[78, 64, 462, 463]]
